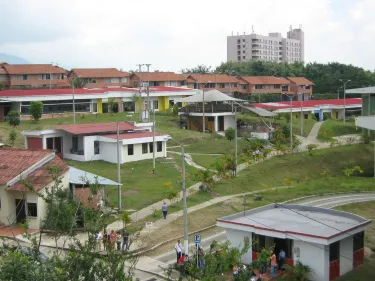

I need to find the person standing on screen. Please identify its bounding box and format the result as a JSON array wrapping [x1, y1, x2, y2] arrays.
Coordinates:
[[103, 229, 108, 251], [123, 230, 129, 251], [270, 251, 277, 279], [279, 249, 286, 271], [162, 202, 168, 219], [116, 232, 122, 251], [96, 231, 103, 251], [110, 230, 117, 248], [175, 239, 183, 262]]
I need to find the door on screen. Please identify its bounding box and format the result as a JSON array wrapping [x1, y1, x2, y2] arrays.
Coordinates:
[[218, 116, 224, 131], [15, 199, 26, 223]]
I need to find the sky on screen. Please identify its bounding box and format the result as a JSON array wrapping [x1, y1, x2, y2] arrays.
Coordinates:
[[0, 0, 374, 72]]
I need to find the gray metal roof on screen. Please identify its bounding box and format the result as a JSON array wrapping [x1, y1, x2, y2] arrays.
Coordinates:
[[240, 105, 277, 117], [181, 89, 245, 103], [345, 86, 375, 94], [217, 203, 371, 239], [69, 166, 121, 186]]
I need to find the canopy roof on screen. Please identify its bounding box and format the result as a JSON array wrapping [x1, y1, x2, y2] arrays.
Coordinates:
[[181, 89, 245, 103], [241, 105, 277, 117], [346, 86, 375, 94], [69, 166, 121, 186]]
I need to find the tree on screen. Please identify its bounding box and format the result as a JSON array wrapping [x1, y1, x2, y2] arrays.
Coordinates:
[[71, 77, 86, 88], [8, 130, 17, 147], [194, 169, 215, 192], [29, 101, 44, 122], [225, 127, 235, 141], [181, 65, 212, 74], [7, 110, 20, 128]]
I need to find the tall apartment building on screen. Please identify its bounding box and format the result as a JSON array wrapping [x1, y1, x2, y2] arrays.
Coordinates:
[[227, 26, 304, 63]]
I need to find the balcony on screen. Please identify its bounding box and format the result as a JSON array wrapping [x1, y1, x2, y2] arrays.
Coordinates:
[[180, 103, 237, 114]]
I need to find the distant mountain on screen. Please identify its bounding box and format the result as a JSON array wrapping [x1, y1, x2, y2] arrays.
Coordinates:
[[0, 53, 29, 64]]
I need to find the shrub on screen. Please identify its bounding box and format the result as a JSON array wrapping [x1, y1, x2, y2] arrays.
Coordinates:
[[8, 130, 17, 147], [172, 104, 179, 116], [29, 101, 44, 122], [225, 127, 235, 141], [306, 144, 318, 156], [7, 110, 20, 128], [343, 166, 364, 177]]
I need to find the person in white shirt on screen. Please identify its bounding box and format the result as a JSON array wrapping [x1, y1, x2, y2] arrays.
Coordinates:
[[96, 231, 103, 251], [175, 239, 183, 262]]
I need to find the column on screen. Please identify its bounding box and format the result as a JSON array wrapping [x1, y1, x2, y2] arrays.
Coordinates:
[[214, 116, 219, 132], [97, 99, 103, 113]]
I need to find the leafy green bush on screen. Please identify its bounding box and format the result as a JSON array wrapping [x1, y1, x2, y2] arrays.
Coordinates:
[[29, 101, 44, 122], [7, 110, 20, 128], [225, 127, 235, 141]]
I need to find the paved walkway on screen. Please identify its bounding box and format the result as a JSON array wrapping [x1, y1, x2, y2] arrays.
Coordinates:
[[308, 121, 324, 140]]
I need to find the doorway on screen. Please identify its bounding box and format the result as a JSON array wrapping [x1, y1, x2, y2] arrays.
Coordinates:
[[218, 116, 224, 131], [15, 199, 26, 223]]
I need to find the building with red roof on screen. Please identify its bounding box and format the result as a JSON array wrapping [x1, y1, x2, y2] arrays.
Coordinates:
[[22, 122, 171, 164], [68, 68, 131, 88]]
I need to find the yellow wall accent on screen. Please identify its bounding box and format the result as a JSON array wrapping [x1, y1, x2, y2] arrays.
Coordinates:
[[332, 110, 337, 120], [158, 96, 169, 111], [182, 96, 187, 107], [135, 98, 144, 113], [97, 99, 103, 113]]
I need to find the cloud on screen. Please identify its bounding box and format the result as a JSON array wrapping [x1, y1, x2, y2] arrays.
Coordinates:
[[0, 0, 373, 71]]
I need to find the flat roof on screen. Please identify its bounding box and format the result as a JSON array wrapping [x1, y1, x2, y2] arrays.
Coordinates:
[[69, 166, 121, 186], [217, 204, 371, 239]]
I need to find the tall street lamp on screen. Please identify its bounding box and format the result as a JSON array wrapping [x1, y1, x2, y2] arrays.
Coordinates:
[[282, 93, 293, 150], [71, 76, 80, 124], [339, 79, 351, 123]]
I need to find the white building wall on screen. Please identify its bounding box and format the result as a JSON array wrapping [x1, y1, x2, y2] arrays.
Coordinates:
[[122, 142, 166, 163], [293, 240, 329, 281], [0, 184, 14, 226], [83, 136, 102, 161], [340, 236, 353, 276], [226, 229, 252, 264], [224, 115, 236, 131], [100, 142, 121, 164]]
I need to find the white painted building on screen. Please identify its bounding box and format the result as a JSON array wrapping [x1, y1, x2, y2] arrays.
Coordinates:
[[22, 122, 170, 164], [217, 204, 371, 281]]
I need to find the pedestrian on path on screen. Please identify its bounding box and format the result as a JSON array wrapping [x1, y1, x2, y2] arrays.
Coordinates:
[[110, 230, 117, 248], [122, 230, 129, 251], [116, 232, 122, 251], [175, 239, 183, 262], [162, 202, 168, 219], [96, 231, 102, 251], [103, 228, 108, 251]]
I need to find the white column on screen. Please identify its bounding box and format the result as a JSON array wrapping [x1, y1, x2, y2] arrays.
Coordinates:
[[164, 141, 167, 157], [214, 116, 219, 132], [340, 236, 353, 276]]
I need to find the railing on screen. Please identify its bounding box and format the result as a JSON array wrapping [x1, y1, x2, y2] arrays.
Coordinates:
[[180, 103, 238, 114]]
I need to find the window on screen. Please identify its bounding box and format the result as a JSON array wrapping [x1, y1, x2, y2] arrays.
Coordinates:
[[242, 56, 245, 59], [153, 100, 159, 110], [242, 39, 245, 42], [23, 74, 28, 80], [237, 39, 240, 44], [329, 241, 340, 262], [353, 231, 364, 252], [149, 142, 154, 153], [142, 143, 148, 154], [237, 56, 241, 61], [46, 138, 54, 149], [128, 144, 134, 155], [243, 50, 245, 54], [94, 141, 99, 154], [255, 85, 265, 89], [72, 135, 78, 152], [157, 141, 162, 152], [45, 74, 50, 80], [13, 75, 23, 80], [27, 202, 37, 217], [122, 77, 128, 83]]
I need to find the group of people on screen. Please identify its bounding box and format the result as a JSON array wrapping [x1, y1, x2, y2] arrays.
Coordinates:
[[259, 249, 286, 279], [96, 228, 130, 251]]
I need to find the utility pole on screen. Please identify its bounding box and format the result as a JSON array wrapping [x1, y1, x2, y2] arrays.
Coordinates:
[[152, 98, 156, 172], [72, 77, 77, 124], [339, 79, 351, 123], [117, 121, 121, 212], [181, 144, 188, 255], [290, 96, 293, 150], [50, 62, 53, 90], [300, 93, 303, 136], [137, 64, 144, 122], [202, 86, 205, 133], [145, 64, 152, 118], [234, 105, 238, 177]]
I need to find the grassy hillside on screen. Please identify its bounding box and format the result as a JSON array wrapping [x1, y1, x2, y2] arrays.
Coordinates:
[[318, 119, 359, 141]]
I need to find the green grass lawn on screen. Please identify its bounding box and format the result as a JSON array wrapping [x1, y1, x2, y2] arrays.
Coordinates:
[[65, 155, 197, 210], [317, 119, 359, 141], [335, 201, 375, 281]]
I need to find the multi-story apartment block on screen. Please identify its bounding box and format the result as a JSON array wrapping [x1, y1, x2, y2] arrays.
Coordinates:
[[68, 68, 130, 88], [0, 63, 69, 89], [227, 26, 304, 63], [130, 72, 188, 88]]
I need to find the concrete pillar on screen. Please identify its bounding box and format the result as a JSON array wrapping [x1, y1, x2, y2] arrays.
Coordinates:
[[118, 101, 124, 113], [214, 116, 219, 132], [0, 105, 4, 122]]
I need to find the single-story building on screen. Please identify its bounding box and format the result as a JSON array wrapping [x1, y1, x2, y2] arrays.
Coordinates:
[[217, 203, 371, 281], [0, 86, 200, 121], [253, 98, 362, 121], [355, 116, 375, 131], [0, 149, 121, 230], [22, 122, 170, 164]]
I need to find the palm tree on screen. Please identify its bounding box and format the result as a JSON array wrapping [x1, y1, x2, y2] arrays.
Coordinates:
[[284, 261, 314, 281], [194, 169, 214, 192]]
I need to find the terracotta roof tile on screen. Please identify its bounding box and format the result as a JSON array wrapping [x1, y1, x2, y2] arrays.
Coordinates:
[[9, 156, 69, 192], [240, 76, 290, 85], [75, 188, 100, 209], [133, 72, 187, 82], [287, 77, 315, 86], [0, 149, 52, 185], [70, 68, 129, 78], [2, 64, 66, 75], [58, 122, 137, 135], [188, 74, 240, 84]]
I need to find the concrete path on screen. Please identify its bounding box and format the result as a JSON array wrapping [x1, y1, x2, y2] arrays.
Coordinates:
[[308, 121, 324, 140]]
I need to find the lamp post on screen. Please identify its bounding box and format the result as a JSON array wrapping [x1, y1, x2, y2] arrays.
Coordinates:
[[116, 121, 121, 212], [339, 79, 351, 123], [282, 93, 293, 150], [144, 63, 155, 172], [300, 93, 303, 136], [50, 62, 53, 90], [71, 76, 80, 124]]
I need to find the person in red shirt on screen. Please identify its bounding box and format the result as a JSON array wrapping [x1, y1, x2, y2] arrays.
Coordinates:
[[177, 254, 185, 264], [110, 230, 117, 247]]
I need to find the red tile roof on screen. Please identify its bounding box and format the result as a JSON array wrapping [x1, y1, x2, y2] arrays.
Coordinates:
[[241, 76, 290, 85], [75, 188, 100, 209], [132, 72, 187, 82], [0, 86, 192, 98], [188, 74, 240, 84], [103, 131, 165, 140], [9, 156, 69, 191], [253, 98, 362, 110], [58, 122, 137, 135], [0, 149, 53, 185], [70, 68, 129, 78], [2, 64, 66, 75], [287, 77, 315, 86]]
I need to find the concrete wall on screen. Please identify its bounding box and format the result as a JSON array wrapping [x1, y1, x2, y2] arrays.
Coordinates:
[[224, 115, 236, 131], [294, 240, 329, 281], [122, 142, 166, 163], [226, 229, 252, 264], [100, 142, 120, 164], [83, 136, 101, 161], [340, 236, 353, 276], [0, 184, 14, 226]]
